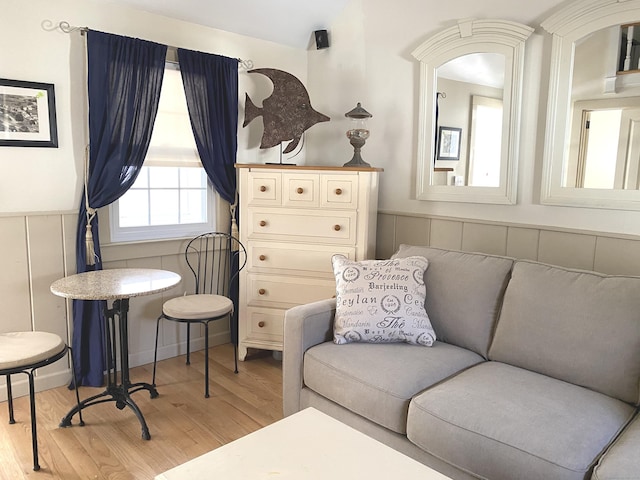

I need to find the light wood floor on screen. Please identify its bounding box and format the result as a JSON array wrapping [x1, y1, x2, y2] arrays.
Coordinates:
[[0, 344, 283, 479]]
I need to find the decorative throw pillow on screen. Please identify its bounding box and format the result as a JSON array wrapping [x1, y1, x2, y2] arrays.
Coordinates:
[[331, 254, 436, 346]]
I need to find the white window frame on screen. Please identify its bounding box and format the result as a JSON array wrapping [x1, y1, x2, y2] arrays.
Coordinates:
[[109, 167, 218, 243]]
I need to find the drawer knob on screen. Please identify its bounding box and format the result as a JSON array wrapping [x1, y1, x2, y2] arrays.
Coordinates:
[[260, 185, 267, 192], [335, 188, 342, 195], [334, 224, 341, 231], [259, 220, 267, 227], [297, 187, 304, 194], [258, 288, 266, 295], [259, 254, 267, 261], [258, 321, 265, 328]]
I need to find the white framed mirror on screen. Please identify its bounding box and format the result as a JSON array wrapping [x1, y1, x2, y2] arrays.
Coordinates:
[[412, 19, 533, 204], [541, 0, 640, 210]]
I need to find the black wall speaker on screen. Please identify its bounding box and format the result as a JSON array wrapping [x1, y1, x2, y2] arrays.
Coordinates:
[[314, 30, 329, 49]]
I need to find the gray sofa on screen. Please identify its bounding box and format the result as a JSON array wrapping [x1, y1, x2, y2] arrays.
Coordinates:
[[283, 245, 640, 480]]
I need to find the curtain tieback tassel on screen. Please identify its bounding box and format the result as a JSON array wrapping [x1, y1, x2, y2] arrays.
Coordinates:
[[85, 224, 96, 266], [230, 217, 239, 252]]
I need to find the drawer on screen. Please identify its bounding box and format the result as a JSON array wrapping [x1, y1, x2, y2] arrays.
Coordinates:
[[248, 242, 356, 277], [248, 208, 357, 245], [321, 174, 359, 209], [283, 173, 319, 207], [247, 274, 337, 309], [247, 172, 281, 205], [245, 307, 284, 342]]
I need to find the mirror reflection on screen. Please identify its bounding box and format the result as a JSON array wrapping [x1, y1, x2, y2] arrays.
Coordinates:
[[412, 18, 532, 204], [433, 53, 505, 187], [563, 23, 640, 190]]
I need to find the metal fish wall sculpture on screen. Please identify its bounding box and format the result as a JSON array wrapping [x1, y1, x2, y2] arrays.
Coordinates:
[[243, 68, 330, 153]]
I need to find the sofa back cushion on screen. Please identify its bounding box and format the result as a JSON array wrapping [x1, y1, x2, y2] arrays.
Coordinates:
[[489, 260, 640, 405], [393, 245, 513, 358]]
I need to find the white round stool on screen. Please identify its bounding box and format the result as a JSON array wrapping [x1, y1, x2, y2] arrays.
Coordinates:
[[0, 331, 83, 471]]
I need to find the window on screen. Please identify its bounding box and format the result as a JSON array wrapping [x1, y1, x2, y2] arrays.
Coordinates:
[[468, 96, 503, 187], [110, 66, 216, 242]]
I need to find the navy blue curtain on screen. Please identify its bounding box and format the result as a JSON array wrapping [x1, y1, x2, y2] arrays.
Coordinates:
[[72, 30, 167, 386], [177, 49, 239, 343], [177, 49, 238, 204]]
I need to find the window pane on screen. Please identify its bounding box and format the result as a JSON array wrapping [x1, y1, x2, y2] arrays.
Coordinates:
[[150, 190, 179, 225], [149, 166, 179, 188], [180, 189, 207, 224], [131, 167, 149, 189], [119, 191, 149, 227], [180, 167, 207, 188]]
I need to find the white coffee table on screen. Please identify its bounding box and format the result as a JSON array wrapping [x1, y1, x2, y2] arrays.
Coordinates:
[[155, 407, 451, 479]]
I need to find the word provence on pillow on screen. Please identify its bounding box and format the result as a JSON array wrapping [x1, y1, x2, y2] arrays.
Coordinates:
[[331, 254, 436, 346]]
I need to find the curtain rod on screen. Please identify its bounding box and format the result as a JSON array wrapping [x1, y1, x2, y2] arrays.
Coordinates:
[[42, 20, 254, 70]]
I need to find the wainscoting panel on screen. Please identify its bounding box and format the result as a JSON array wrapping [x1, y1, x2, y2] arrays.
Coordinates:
[[429, 219, 463, 250], [461, 223, 508, 256], [537, 230, 597, 271], [505, 227, 540, 261], [0, 214, 74, 400], [0, 216, 32, 333], [5, 209, 640, 400], [395, 215, 430, 248], [594, 236, 640, 275], [26, 215, 70, 378], [27, 215, 68, 341], [377, 212, 640, 276], [375, 213, 396, 259]]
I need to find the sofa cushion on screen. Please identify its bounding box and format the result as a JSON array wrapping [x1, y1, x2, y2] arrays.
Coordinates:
[[407, 362, 636, 480], [331, 255, 435, 346], [592, 412, 640, 480], [303, 341, 484, 434], [392, 245, 513, 357], [489, 260, 640, 405]]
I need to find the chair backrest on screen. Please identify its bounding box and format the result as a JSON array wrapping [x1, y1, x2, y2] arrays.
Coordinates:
[[185, 232, 247, 296]]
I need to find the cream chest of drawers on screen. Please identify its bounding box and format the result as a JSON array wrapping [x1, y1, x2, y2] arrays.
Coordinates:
[[236, 164, 381, 360]]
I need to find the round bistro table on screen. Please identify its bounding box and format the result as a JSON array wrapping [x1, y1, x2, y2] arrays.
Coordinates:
[[51, 268, 181, 440]]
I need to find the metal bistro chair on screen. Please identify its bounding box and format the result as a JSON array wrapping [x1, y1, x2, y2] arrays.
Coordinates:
[[152, 232, 247, 398], [0, 331, 83, 471]]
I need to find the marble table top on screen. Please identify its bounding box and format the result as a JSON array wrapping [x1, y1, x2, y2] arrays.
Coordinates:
[[50, 268, 181, 301]]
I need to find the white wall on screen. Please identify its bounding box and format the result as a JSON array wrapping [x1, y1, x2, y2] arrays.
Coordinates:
[[306, 0, 640, 236], [7, 0, 640, 234], [0, 0, 307, 214]]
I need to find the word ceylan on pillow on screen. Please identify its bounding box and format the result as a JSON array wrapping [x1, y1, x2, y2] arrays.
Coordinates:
[[331, 255, 436, 346]]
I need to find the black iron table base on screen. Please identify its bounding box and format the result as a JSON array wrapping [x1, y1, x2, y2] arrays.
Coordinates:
[[59, 299, 158, 440]]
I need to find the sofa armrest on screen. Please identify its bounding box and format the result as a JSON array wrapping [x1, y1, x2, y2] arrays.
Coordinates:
[[283, 298, 336, 417]]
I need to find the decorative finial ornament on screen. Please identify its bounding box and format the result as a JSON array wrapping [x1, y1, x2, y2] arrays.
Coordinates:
[[344, 103, 372, 167]]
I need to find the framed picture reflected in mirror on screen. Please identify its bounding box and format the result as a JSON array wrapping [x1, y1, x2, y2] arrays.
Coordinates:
[[437, 126, 461, 161]]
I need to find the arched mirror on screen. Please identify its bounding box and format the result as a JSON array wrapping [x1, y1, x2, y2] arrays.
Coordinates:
[[412, 19, 533, 204], [541, 0, 640, 209]]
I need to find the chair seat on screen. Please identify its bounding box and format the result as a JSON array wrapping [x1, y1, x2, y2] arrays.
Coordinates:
[[0, 332, 66, 371], [163, 294, 233, 320]]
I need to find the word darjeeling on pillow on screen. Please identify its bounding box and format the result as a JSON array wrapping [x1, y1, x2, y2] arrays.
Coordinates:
[[332, 255, 436, 346]]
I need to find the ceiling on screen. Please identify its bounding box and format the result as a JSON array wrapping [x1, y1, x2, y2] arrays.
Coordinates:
[[437, 53, 505, 89], [95, 0, 349, 49]]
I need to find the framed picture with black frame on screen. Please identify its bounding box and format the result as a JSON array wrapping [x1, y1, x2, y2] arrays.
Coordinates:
[[436, 126, 461, 160], [0, 78, 58, 148]]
